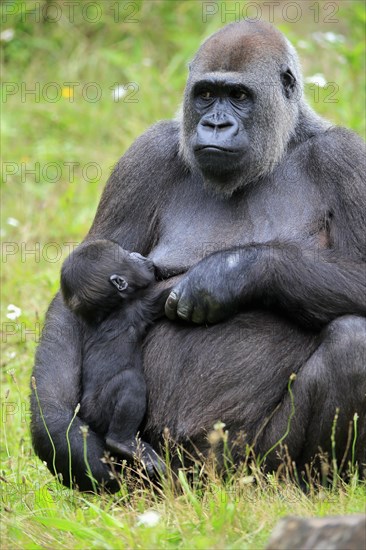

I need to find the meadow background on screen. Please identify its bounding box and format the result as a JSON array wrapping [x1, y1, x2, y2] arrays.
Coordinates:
[[1, 0, 365, 548]]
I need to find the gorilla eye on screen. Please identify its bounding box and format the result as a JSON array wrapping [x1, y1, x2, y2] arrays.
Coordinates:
[[200, 90, 213, 100], [230, 89, 247, 101]]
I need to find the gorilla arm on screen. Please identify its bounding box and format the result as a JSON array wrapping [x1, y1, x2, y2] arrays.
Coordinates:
[[86, 121, 180, 251], [165, 243, 366, 328], [31, 121, 181, 490], [165, 129, 366, 329]]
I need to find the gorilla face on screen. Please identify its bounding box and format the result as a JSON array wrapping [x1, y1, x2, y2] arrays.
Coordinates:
[[180, 21, 302, 197], [191, 77, 253, 177], [61, 241, 156, 320]]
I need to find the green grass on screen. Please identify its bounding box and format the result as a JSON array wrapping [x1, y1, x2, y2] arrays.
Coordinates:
[[1, 1, 365, 548]]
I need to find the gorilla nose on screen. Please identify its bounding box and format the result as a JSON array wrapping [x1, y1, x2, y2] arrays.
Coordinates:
[[130, 252, 154, 269], [201, 116, 235, 130], [143, 258, 155, 271], [130, 252, 145, 261], [198, 114, 239, 145]]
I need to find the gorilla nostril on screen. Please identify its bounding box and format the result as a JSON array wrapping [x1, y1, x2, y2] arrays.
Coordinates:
[[201, 119, 234, 130], [217, 121, 234, 130], [200, 119, 216, 129]]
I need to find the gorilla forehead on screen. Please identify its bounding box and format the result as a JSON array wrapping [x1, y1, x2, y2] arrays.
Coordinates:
[[191, 20, 288, 74]]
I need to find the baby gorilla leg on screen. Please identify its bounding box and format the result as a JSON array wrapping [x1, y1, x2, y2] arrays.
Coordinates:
[[105, 368, 165, 475]]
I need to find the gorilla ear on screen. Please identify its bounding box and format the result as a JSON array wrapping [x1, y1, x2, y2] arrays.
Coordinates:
[[109, 274, 128, 292], [281, 68, 296, 98]]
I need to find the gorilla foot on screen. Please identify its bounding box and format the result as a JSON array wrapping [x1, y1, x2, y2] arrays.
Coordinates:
[[106, 437, 166, 477]]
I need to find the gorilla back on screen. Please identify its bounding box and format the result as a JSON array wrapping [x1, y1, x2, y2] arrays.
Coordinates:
[[31, 20, 366, 491]]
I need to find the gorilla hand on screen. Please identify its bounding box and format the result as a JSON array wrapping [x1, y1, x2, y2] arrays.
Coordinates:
[[165, 248, 260, 324]]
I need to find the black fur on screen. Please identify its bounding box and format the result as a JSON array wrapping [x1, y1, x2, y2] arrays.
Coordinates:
[[31, 21, 366, 491], [60, 240, 169, 476]]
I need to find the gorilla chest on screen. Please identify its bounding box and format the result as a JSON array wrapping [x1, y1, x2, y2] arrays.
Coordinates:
[[150, 176, 325, 270]]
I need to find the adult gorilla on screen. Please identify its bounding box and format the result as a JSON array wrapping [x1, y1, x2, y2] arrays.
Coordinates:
[[31, 20, 366, 491]]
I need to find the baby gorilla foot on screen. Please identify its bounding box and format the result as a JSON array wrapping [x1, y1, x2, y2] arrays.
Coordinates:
[[106, 437, 166, 476]]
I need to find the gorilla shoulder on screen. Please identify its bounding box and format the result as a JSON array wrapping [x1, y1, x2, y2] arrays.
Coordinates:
[[114, 119, 182, 179], [309, 126, 366, 167], [88, 119, 184, 243]]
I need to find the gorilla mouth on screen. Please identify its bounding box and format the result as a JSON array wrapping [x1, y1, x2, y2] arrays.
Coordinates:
[[194, 145, 239, 154]]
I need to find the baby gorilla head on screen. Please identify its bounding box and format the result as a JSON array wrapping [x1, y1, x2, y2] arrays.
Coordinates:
[[61, 240, 155, 320]]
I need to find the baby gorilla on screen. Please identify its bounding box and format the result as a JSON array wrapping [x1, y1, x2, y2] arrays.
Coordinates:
[[61, 239, 169, 476]]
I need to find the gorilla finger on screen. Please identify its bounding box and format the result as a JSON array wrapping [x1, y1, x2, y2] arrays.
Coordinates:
[[176, 293, 194, 322], [206, 303, 226, 324], [177, 303, 194, 321], [191, 305, 206, 324], [165, 291, 180, 319]]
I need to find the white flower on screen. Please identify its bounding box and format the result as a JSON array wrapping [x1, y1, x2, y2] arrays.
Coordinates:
[[6, 304, 21, 320], [312, 32, 345, 45], [6, 351, 17, 360], [305, 74, 327, 88], [324, 32, 345, 44], [7, 217, 20, 227], [297, 40, 309, 49], [111, 85, 127, 101], [213, 421, 226, 431], [0, 29, 15, 42], [137, 510, 161, 527]]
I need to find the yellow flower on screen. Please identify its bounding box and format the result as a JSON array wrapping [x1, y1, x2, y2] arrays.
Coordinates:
[[62, 87, 74, 99]]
